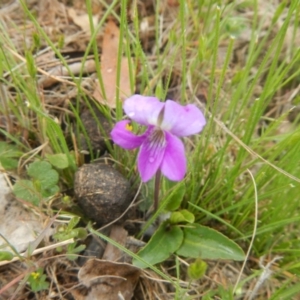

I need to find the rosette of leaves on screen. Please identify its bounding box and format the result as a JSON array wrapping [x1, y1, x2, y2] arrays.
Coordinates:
[[133, 182, 245, 268]]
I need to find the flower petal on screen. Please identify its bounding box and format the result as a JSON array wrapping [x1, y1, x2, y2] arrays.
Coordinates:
[[137, 128, 166, 182], [161, 132, 186, 181], [124, 95, 165, 126], [111, 120, 145, 149], [161, 100, 206, 137]]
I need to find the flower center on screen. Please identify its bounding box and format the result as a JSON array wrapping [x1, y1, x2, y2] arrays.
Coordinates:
[[146, 128, 167, 162], [149, 128, 166, 148], [125, 123, 133, 131]]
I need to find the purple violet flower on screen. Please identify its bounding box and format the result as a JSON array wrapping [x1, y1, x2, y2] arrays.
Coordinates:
[[111, 95, 206, 182]]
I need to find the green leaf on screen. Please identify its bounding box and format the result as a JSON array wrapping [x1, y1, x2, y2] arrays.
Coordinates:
[[188, 258, 207, 280], [67, 216, 81, 230], [271, 1, 287, 24], [53, 217, 86, 241], [28, 268, 49, 292], [164, 181, 186, 211], [0, 157, 18, 169], [0, 142, 22, 157], [25, 50, 37, 78], [0, 142, 22, 169], [46, 153, 69, 169], [170, 212, 185, 224], [14, 160, 59, 205], [170, 210, 195, 224], [180, 210, 195, 223], [41, 185, 59, 198], [55, 229, 79, 240], [133, 223, 184, 268], [0, 251, 14, 261], [27, 160, 51, 175], [27, 161, 59, 190], [53, 231, 66, 242], [32, 32, 41, 49], [39, 169, 59, 190], [66, 243, 86, 260], [75, 228, 88, 240], [13, 180, 40, 205], [176, 224, 245, 261]]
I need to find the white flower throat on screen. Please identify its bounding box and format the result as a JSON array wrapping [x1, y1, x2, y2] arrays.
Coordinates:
[[149, 128, 166, 147], [147, 106, 167, 162], [147, 128, 166, 163]]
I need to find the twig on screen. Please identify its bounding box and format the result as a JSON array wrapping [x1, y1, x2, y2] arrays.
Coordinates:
[[247, 256, 283, 300], [0, 238, 74, 267], [233, 169, 258, 294]]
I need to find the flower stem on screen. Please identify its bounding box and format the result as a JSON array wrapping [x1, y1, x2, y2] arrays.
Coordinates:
[[154, 170, 161, 211]]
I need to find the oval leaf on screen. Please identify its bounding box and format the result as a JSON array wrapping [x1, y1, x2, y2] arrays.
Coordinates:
[[13, 179, 40, 205], [27, 161, 52, 177], [133, 223, 183, 268], [0, 251, 14, 261], [0, 142, 22, 170], [176, 224, 245, 261], [188, 258, 207, 280], [180, 210, 195, 223], [169, 210, 195, 224], [46, 153, 69, 169], [0, 157, 19, 169], [170, 212, 186, 224], [164, 182, 186, 211]]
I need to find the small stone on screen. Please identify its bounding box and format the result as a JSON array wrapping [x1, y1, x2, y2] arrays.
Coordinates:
[[74, 163, 132, 226], [0, 173, 53, 255], [77, 233, 108, 266]]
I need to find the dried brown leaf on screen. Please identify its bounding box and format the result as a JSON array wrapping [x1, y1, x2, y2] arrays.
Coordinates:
[[167, 0, 180, 7], [93, 20, 132, 108], [102, 225, 128, 262], [68, 7, 99, 34], [75, 259, 140, 300]]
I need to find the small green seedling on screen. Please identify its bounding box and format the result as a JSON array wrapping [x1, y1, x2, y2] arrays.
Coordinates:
[[13, 160, 60, 205], [27, 268, 49, 292], [54, 216, 87, 260], [188, 258, 207, 280]]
